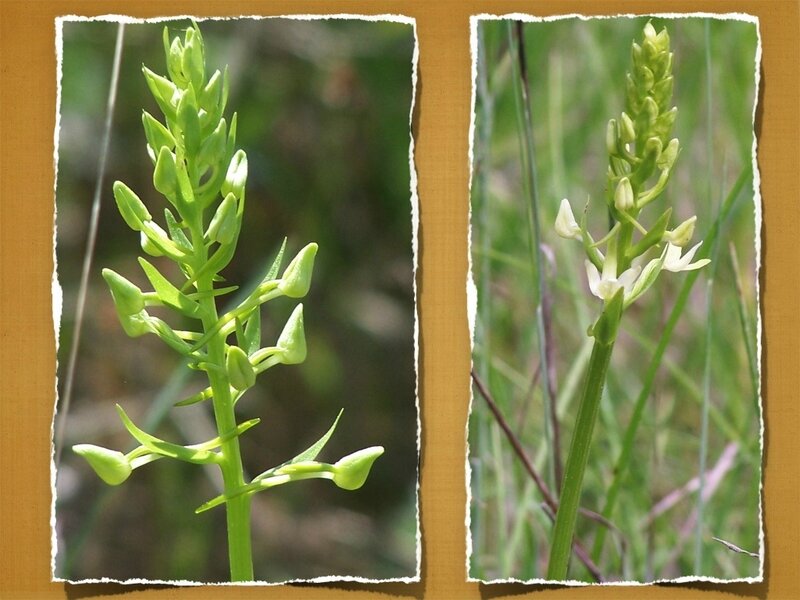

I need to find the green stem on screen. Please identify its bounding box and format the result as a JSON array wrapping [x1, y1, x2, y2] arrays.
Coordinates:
[[547, 319, 618, 579], [193, 226, 253, 581]]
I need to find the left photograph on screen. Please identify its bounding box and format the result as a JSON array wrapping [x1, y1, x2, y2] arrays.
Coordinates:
[[53, 16, 418, 584]]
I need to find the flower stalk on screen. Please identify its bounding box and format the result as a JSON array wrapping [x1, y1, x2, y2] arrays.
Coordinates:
[[547, 21, 709, 579], [72, 22, 382, 582]]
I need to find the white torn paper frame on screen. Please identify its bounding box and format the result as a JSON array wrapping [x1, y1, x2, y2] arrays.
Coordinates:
[[52, 14, 420, 585], [466, 13, 762, 585]]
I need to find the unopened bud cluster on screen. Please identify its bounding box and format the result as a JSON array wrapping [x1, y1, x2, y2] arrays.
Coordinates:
[[555, 22, 709, 330]]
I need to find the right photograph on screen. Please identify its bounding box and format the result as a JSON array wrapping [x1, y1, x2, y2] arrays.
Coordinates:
[[468, 15, 761, 583]]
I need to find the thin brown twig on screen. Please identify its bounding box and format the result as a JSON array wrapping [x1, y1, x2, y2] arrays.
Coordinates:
[[712, 537, 759, 559], [472, 369, 606, 582]]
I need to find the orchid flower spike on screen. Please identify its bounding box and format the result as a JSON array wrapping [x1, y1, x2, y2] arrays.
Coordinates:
[[555, 199, 581, 240], [663, 242, 710, 272]]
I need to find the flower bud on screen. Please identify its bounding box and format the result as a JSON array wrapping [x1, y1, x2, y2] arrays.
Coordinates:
[[662, 52, 674, 79], [606, 119, 618, 155], [631, 137, 662, 187], [142, 66, 178, 120], [73, 444, 132, 486], [654, 28, 670, 53], [142, 111, 176, 159], [140, 220, 178, 259], [206, 193, 238, 245], [643, 21, 657, 41], [165, 34, 186, 86], [197, 118, 227, 169], [653, 107, 677, 141], [199, 68, 228, 131], [140, 230, 164, 257], [657, 138, 680, 170], [102, 268, 145, 316], [625, 73, 640, 114], [278, 243, 318, 298], [182, 27, 205, 91], [664, 215, 697, 247], [653, 75, 674, 111], [642, 38, 658, 63], [631, 42, 643, 69], [555, 199, 581, 240], [201, 69, 223, 112], [113, 181, 151, 232], [635, 64, 654, 93], [222, 150, 248, 199], [153, 146, 178, 199], [614, 177, 635, 212], [620, 112, 636, 143], [641, 96, 659, 127], [644, 136, 663, 158], [119, 312, 153, 338], [332, 446, 384, 491], [226, 345, 256, 391], [276, 304, 307, 365], [177, 86, 201, 155]]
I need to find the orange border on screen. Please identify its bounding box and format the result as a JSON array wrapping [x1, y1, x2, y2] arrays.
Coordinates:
[[1, 1, 798, 598]]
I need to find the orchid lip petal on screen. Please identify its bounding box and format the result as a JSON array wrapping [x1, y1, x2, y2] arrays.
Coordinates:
[[663, 241, 710, 272]]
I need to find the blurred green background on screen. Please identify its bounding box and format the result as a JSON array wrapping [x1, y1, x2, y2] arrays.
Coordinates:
[[470, 17, 759, 581], [55, 18, 417, 582]]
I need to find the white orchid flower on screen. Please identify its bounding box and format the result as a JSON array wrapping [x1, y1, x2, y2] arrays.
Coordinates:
[[663, 241, 710, 272], [585, 259, 641, 301], [555, 199, 582, 240]]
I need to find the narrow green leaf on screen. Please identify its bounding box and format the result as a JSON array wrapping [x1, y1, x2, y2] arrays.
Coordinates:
[[265, 238, 288, 281], [138, 257, 201, 318], [624, 246, 667, 308], [243, 309, 261, 356], [234, 317, 247, 354], [115, 404, 220, 464], [627, 207, 672, 260], [290, 408, 344, 464], [253, 409, 344, 483], [186, 285, 239, 300], [164, 208, 192, 253]]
